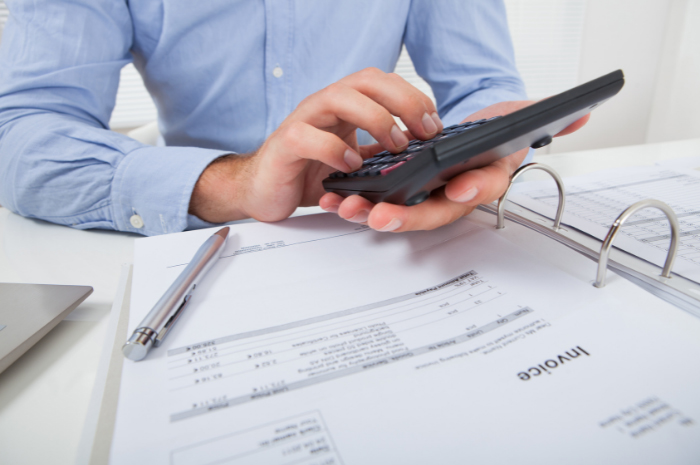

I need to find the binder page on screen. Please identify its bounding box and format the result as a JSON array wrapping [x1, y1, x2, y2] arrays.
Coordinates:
[[508, 165, 700, 283], [110, 213, 700, 464], [657, 154, 700, 171]]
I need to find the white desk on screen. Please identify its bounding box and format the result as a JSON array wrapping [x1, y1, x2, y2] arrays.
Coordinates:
[[0, 138, 698, 464]]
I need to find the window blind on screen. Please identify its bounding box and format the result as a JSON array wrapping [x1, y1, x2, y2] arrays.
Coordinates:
[[0, 1, 8, 46], [505, 0, 587, 99], [110, 65, 158, 129]]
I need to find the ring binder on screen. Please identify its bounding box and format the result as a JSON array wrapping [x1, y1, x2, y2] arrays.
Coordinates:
[[497, 163, 565, 230], [479, 165, 700, 315], [594, 199, 680, 288]]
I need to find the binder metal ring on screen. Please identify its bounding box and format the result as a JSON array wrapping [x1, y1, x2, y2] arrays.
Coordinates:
[[497, 163, 565, 230], [594, 199, 680, 288]]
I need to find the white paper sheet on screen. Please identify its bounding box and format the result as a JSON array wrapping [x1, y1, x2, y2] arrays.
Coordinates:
[[657, 155, 700, 171], [110, 212, 700, 464], [509, 165, 700, 283]]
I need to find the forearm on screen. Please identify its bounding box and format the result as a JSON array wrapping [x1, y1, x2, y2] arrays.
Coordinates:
[[0, 110, 229, 235]]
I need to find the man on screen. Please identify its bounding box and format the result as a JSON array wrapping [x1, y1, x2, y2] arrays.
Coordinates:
[[0, 1, 587, 236]]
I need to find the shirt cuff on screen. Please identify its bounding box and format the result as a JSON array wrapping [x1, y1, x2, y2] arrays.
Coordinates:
[[111, 146, 231, 235]]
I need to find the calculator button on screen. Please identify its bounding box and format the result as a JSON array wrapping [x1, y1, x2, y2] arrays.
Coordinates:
[[369, 164, 391, 176], [362, 156, 383, 165], [355, 166, 374, 177], [375, 155, 395, 164], [405, 145, 424, 153], [388, 153, 409, 162], [380, 161, 406, 176]]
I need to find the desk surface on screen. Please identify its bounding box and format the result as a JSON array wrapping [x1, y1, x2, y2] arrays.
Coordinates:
[[1, 137, 699, 464]]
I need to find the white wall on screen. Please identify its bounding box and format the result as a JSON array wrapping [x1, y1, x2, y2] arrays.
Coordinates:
[[646, 0, 700, 144], [548, 0, 672, 154]]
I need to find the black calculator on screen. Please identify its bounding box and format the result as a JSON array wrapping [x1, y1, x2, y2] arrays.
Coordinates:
[[322, 69, 625, 206]]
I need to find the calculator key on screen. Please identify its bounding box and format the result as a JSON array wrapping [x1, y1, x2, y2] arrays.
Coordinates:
[[375, 155, 395, 164], [388, 153, 409, 162], [362, 156, 383, 165], [380, 161, 406, 176], [369, 164, 391, 176], [355, 166, 374, 177]]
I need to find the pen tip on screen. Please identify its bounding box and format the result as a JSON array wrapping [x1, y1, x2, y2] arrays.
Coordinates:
[[215, 226, 230, 239]]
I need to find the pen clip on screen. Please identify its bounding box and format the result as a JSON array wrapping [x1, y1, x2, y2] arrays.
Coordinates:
[[155, 284, 196, 347]]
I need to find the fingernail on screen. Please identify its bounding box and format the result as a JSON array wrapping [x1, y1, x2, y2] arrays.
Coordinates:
[[343, 149, 363, 171], [455, 187, 478, 203], [422, 112, 438, 135], [348, 210, 370, 223], [322, 204, 339, 213], [390, 125, 409, 149], [377, 218, 402, 232], [431, 112, 443, 132]]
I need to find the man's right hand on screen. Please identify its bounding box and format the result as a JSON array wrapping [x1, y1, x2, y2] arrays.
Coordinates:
[[188, 67, 443, 224]]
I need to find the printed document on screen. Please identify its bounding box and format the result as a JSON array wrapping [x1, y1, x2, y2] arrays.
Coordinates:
[[110, 212, 700, 464], [509, 165, 700, 283]]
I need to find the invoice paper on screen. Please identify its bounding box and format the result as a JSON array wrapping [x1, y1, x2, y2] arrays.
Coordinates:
[[509, 165, 700, 283], [110, 212, 700, 464]]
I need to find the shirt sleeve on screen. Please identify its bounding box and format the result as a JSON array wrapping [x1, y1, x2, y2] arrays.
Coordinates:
[[0, 0, 228, 236], [404, 0, 528, 127]]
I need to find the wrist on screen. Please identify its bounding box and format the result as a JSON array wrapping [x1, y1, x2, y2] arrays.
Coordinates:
[[189, 154, 252, 223]]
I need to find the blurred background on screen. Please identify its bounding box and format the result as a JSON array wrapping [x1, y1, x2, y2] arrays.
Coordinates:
[[0, 0, 698, 154]]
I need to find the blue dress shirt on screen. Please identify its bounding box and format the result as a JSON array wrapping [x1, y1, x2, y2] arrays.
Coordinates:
[[0, 0, 527, 236]]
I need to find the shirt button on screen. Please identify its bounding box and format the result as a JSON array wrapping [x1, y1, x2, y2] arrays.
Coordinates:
[[130, 214, 145, 229], [272, 66, 284, 78]]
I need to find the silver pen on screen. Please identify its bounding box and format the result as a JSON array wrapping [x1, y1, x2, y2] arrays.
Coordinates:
[[122, 226, 230, 361]]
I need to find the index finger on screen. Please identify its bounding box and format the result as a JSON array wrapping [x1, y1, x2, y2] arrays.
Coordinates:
[[339, 69, 443, 139]]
